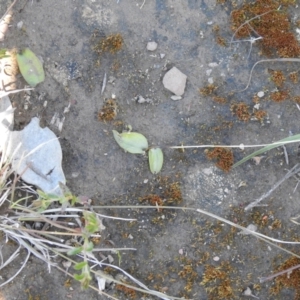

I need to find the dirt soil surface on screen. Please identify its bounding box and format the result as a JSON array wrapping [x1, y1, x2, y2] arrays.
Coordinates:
[[1, 0, 300, 299]]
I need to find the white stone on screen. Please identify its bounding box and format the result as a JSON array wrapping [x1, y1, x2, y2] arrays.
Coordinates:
[[213, 256, 220, 261], [171, 95, 182, 101], [147, 41, 158, 51], [257, 91, 265, 98], [163, 67, 187, 96], [160, 53, 165, 59]]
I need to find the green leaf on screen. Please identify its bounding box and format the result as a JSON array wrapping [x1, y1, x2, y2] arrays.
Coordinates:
[[67, 246, 83, 256], [112, 130, 148, 154], [85, 241, 94, 252], [148, 147, 164, 174], [233, 134, 300, 168], [74, 261, 88, 270], [74, 273, 85, 281], [16, 48, 45, 87]]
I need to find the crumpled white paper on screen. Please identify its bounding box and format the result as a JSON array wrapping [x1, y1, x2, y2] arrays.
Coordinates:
[[0, 95, 66, 195]]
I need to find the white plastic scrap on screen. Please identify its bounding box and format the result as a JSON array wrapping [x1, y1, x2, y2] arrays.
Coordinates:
[[0, 96, 66, 196]]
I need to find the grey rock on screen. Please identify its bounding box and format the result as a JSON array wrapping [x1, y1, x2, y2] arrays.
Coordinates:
[[163, 67, 187, 96]]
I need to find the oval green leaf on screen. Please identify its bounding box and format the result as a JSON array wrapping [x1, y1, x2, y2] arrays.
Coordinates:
[[74, 261, 87, 270], [149, 147, 163, 174], [17, 48, 45, 87], [112, 130, 148, 154]]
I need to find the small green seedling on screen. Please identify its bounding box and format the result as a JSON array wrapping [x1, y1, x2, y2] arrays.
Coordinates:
[[112, 129, 164, 174], [16, 48, 45, 87], [112, 130, 148, 154], [148, 147, 164, 174]]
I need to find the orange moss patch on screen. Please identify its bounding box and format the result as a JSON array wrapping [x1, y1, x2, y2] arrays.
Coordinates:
[[270, 256, 300, 299], [289, 71, 299, 83], [293, 96, 300, 103], [98, 99, 117, 122], [252, 95, 260, 103], [231, 102, 250, 122], [92, 32, 123, 55], [254, 110, 267, 121], [215, 35, 227, 47], [206, 147, 234, 172], [201, 261, 234, 299], [199, 84, 218, 96], [116, 284, 136, 299], [140, 194, 164, 211], [164, 182, 183, 204], [269, 70, 286, 87], [231, 0, 300, 57], [212, 96, 227, 104], [270, 90, 289, 102]]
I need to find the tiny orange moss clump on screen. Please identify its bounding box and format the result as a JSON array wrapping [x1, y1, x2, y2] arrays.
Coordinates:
[[98, 99, 117, 122], [92, 32, 123, 55], [164, 182, 183, 204], [206, 147, 234, 172], [269, 70, 286, 87], [270, 256, 300, 299], [116, 284, 136, 299], [212, 96, 227, 104], [270, 90, 289, 102], [289, 71, 299, 83], [254, 110, 267, 122], [201, 261, 234, 299], [231, 102, 250, 122], [199, 84, 218, 96], [140, 194, 164, 211], [293, 96, 300, 103], [231, 0, 300, 57]]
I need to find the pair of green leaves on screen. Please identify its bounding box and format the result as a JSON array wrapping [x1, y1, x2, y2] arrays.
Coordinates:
[[16, 48, 45, 87], [112, 130, 164, 174]]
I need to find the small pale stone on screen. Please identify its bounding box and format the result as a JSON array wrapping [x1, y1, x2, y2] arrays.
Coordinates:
[[147, 41, 158, 51], [213, 256, 220, 261], [160, 53, 165, 59], [171, 95, 182, 101], [163, 67, 187, 96], [257, 91, 264, 98]]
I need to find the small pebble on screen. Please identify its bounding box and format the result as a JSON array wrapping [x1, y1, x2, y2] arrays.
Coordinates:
[[163, 67, 187, 96], [257, 91, 265, 98], [160, 53, 165, 59], [147, 41, 158, 51], [171, 95, 182, 101], [17, 21, 23, 30], [213, 256, 220, 261]]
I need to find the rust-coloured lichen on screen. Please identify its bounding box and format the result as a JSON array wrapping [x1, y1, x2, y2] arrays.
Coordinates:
[[231, 102, 251, 122], [206, 147, 234, 172], [270, 90, 289, 102], [231, 0, 300, 57]]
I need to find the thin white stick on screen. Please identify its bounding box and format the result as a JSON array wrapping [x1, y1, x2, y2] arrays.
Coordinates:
[[170, 138, 300, 149], [140, 0, 146, 9], [245, 164, 300, 211], [236, 58, 300, 93]]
